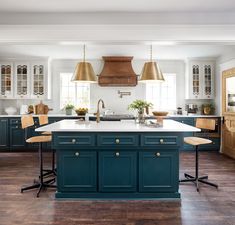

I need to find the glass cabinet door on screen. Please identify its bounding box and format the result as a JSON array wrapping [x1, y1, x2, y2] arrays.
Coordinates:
[[192, 64, 200, 99], [203, 63, 213, 99], [15, 63, 30, 98], [32, 64, 45, 98], [0, 63, 13, 98]]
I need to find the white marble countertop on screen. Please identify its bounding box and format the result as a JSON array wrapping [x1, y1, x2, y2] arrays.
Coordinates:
[[36, 119, 201, 133], [0, 113, 221, 118]]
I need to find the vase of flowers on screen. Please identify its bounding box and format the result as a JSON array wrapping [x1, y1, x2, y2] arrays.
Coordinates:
[[128, 100, 153, 124], [64, 104, 75, 115]]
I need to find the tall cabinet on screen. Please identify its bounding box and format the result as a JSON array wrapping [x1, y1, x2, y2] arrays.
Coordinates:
[[0, 60, 48, 99], [186, 60, 214, 99]]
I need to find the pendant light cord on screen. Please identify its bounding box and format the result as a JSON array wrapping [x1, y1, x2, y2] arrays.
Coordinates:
[[83, 44, 86, 62]]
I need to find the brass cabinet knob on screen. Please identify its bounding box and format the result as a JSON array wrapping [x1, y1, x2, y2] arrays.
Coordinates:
[[115, 139, 120, 144], [72, 139, 76, 144], [115, 152, 120, 157], [160, 139, 164, 144], [155, 152, 161, 157], [15, 126, 18, 128], [75, 152, 80, 156]]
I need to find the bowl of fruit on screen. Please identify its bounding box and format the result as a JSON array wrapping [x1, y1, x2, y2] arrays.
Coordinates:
[[75, 108, 88, 116]]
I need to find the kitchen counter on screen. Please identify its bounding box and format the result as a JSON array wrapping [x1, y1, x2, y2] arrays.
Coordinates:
[[0, 113, 221, 118], [36, 119, 200, 132], [35, 119, 200, 200]]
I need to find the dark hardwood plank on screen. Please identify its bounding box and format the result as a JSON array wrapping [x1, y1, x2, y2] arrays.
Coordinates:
[[0, 151, 234, 225]]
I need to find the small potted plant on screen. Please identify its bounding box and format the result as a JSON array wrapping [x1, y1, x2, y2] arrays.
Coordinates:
[[128, 100, 153, 123], [64, 104, 75, 115]]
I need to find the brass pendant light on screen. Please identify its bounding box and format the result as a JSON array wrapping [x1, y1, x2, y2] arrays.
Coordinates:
[[139, 45, 164, 82], [71, 45, 97, 83]]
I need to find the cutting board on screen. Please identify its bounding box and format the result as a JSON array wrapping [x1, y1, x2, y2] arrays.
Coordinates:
[[35, 101, 53, 114]]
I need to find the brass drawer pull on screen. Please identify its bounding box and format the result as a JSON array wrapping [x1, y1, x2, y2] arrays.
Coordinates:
[[115, 139, 120, 144], [72, 139, 76, 144], [115, 152, 120, 157], [15, 126, 18, 128], [75, 152, 80, 156], [155, 152, 161, 157], [160, 139, 164, 144]]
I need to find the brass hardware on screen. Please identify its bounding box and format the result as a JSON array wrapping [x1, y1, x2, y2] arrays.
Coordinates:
[[160, 139, 164, 144], [75, 152, 80, 156], [15, 120, 18, 123], [72, 139, 76, 144], [115, 152, 120, 157], [15, 126, 18, 128], [156, 152, 160, 157], [116, 139, 120, 144]]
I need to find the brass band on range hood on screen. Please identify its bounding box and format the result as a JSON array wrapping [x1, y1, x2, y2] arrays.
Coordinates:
[[71, 45, 97, 83]]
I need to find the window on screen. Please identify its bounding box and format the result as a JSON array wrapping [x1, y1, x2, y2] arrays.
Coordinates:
[[146, 73, 176, 111], [60, 73, 90, 109]]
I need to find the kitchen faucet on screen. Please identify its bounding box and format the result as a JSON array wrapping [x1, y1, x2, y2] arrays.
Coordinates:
[[96, 99, 105, 123]]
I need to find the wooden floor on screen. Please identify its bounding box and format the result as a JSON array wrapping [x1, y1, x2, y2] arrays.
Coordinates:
[[0, 151, 235, 225]]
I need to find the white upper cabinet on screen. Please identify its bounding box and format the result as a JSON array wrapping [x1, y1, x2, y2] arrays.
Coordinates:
[[0, 62, 14, 98], [186, 60, 214, 99], [0, 59, 49, 99], [31, 62, 47, 99], [14, 62, 30, 99]]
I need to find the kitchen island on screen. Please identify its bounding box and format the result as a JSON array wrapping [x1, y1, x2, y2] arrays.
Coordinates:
[[36, 119, 200, 199]]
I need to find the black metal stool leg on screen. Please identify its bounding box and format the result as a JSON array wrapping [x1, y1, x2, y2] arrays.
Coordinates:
[[21, 142, 56, 197], [179, 145, 218, 191]]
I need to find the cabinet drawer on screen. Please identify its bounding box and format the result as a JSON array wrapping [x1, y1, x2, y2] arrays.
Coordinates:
[[97, 134, 138, 147], [54, 134, 95, 147], [141, 135, 180, 146], [10, 119, 21, 125]]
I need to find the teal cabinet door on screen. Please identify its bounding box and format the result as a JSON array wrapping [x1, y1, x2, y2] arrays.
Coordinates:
[[58, 150, 97, 192], [139, 150, 178, 192], [0, 119, 9, 150], [99, 151, 137, 192], [9, 119, 26, 149]]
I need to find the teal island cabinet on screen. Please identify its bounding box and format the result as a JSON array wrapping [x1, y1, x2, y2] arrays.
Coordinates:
[[36, 119, 200, 200]]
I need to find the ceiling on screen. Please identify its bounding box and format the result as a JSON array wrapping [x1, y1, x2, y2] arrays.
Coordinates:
[[0, 43, 234, 60], [0, 0, 235, 13]]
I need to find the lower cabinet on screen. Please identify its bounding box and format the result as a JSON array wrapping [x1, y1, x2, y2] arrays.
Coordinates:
[[0, 119, 9, 149], [57, 150, 97, 192], [139, 150, 178, 192], [9, 119, 26, 149], [99, 151, 137, 192]]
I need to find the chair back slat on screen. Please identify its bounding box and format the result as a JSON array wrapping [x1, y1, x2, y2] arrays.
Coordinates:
[[21, 115, 34, 129], [195, 118, 216, 131], [38, 115, 49, 126]]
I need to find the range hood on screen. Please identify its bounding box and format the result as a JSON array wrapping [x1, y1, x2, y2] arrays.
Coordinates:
[[98, 56, 137, 86]]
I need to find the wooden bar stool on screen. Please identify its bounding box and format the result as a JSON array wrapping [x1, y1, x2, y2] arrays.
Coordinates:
[[180, 118, 218, 192], [21, 115, 56, 197], [38, 115, 56, 176]]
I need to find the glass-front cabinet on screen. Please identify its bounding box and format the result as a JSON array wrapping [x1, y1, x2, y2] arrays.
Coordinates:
[[0, 59, 48, 99], [186, 60, 214, 99], [14, 62, 30, 99], [0, 63, 13, 98], [31, 62, 47, 99]]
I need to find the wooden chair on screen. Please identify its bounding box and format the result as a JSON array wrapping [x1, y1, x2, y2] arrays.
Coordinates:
[[21, 115, 56, 197], [179, 118, 218, 192], [38, 115, 56, 176]]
